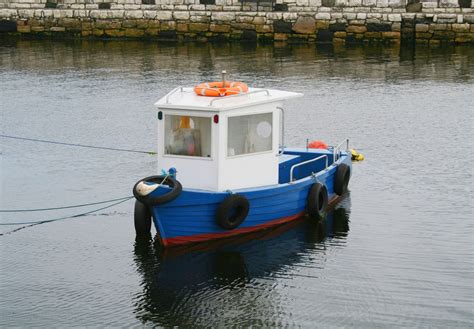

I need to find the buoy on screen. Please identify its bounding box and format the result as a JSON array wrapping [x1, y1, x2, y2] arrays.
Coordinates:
[[308, 140, 328, 149], [351, 149, 365, 161]]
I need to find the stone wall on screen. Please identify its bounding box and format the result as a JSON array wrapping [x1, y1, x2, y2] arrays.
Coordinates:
[[1, 0, 473, 43]]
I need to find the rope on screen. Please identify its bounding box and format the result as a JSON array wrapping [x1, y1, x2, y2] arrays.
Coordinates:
[[0, 134, 156, 155], [0, 197, 134, 236], [0, 196, 132, 213]]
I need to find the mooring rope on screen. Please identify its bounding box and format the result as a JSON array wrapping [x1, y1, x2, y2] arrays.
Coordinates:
[[0, 196, 133, 213], [0, 134, 156, 155], [0, 196, 134, 236]]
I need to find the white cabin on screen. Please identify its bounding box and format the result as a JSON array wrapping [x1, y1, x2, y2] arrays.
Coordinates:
[[155, 87, 302, 192]]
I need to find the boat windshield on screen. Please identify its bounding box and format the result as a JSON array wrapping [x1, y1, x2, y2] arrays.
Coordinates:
[[164, 114, 212, 158]]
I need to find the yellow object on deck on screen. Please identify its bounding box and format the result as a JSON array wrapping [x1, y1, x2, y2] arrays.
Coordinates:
[[351, 149, 365, 162]]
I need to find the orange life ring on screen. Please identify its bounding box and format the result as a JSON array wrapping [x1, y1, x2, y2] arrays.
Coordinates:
[[194, 81, 249, 97]]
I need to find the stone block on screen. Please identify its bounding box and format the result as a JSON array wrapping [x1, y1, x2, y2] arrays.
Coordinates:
[[439, 0, 459, 7], [212, 12, 235, 21], [329, 22, 347, 30], [356, 13, 366, 19], [432, 23, 448, 29], [465, 14, 474, 23], [124, 10, 142, 19], [367, 22, 391, 31], [365, 31, 382, 37], [415, 23, 429, 31], [432, 30, 456, 39], [189, 22, 208, 31], [124, 27, 144, 37], [316, 20, 329, 28], [436, 13, 457, 22], [273, 19, 292, 32], [173, 11, 189, 20], [256, 24, 272, 32], [388, 13, 401, 21], [283, 12, 298, 20], [315, 12, 331, 19], [452, 22, 470, 31], [122, 19, 137, 27], [317, 29, 333, 41], [382, 31, 399, 38], [333, 31, 346, 37], [144, 28, 159, 36], [190, 15, 209, 22], [253, 16, 265, 25], [143, 10, 156, 19], [346, 24, 366, 32], [231, 22, 255, 30], [177, 22, 188, 31], [156, 11, 172, 20], [292, 15, 315, 33], [236, 15, 254, 23]]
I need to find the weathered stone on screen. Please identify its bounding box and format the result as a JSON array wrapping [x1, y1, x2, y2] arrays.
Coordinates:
[[177, 23, 188, 31], [236, 15, 254, 23], [273, 19, 292, 33], [124, 28, 144, 37], [346, 24, 367, 32], [160, 21, 176, 31], [436, 14, 457, 23], [212, 12, 235, 21], [415, 23, 429, 31], [450, 23, 468, 32], [189, 22, 208, 31], [406, 2, 422, 12], [333, 31, 347, 37], [104, 29, 124, 37], [292, 16, 315, 33], [210, 23, 230, 32], [388, 13, 401, 21], [315, 13, 331, 20], [253, 16, 265, 25], [464, 15, 474, 24], [256, 24, 272, 33], [367, 22, 391, 31], [155, 11, 171, 20], [316, 21, 330, 29], [432, 23, 448, 30], [173, 11, 189, 20], [382, 31, 400, 38]]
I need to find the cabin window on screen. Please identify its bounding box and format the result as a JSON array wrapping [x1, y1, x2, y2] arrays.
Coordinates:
[[227, 113, 273, 156], [164, 115, 212, 158]]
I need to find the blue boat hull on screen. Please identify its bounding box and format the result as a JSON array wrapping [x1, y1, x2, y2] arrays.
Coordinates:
[[149, 149, 352, 247]]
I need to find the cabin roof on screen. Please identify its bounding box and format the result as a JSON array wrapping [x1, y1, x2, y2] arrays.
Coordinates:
[[155, 87, 303, 112]]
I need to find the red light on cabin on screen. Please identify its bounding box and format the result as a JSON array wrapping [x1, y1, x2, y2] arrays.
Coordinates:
[[213, 115, 219, 124]]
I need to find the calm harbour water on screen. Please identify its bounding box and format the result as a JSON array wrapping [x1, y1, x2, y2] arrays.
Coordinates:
[[1, 40, 473, 327]]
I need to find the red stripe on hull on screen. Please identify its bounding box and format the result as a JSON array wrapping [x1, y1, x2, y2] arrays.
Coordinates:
[[162, 211, 306, 247], [160, 194, 342, 248]]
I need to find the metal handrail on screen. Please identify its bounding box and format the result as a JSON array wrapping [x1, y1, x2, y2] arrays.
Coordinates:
[[290, 155, 328, 182], [209, 89, 271, 106], [165, 86, 184, 104], [277, 106, 285, 154], [333, 138, 350, 163]]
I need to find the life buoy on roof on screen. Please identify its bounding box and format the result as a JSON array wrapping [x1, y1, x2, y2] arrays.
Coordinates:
[[194, 81, 249, 97]]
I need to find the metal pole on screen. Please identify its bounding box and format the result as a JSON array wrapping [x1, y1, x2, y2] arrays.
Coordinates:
[[222, 70, 227, 87]]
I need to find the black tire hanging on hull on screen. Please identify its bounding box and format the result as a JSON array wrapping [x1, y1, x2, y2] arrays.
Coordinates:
[[334, 163, 351, 196], [134, 200, 152, 235], [216, 194, 250, 230], [307, 182, 328, 221]]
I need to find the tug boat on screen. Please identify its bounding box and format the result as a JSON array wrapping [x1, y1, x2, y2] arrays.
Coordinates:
[[133, 74, 352, 248]]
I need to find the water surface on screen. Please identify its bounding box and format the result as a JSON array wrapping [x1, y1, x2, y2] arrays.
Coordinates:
[[1, 40, 473, 327]]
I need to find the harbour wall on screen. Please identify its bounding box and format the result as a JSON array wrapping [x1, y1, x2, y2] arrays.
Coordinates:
[[1, 0, 473, 44]]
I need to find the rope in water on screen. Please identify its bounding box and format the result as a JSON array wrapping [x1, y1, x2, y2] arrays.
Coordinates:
[[0, 197, 134, 237], [0, 134, 156, 155], [0, 196, 133, 213]]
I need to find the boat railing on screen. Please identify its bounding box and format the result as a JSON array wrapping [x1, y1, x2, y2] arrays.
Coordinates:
[[209, 89, 271, 106], [333, 138, 350, 164], [277, 106, 285, 155], [290, 155, 328, 182], [165, 86, 185, 103]]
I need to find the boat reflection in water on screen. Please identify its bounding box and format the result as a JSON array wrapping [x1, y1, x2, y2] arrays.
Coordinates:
[[132, 196, 351, 326]]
